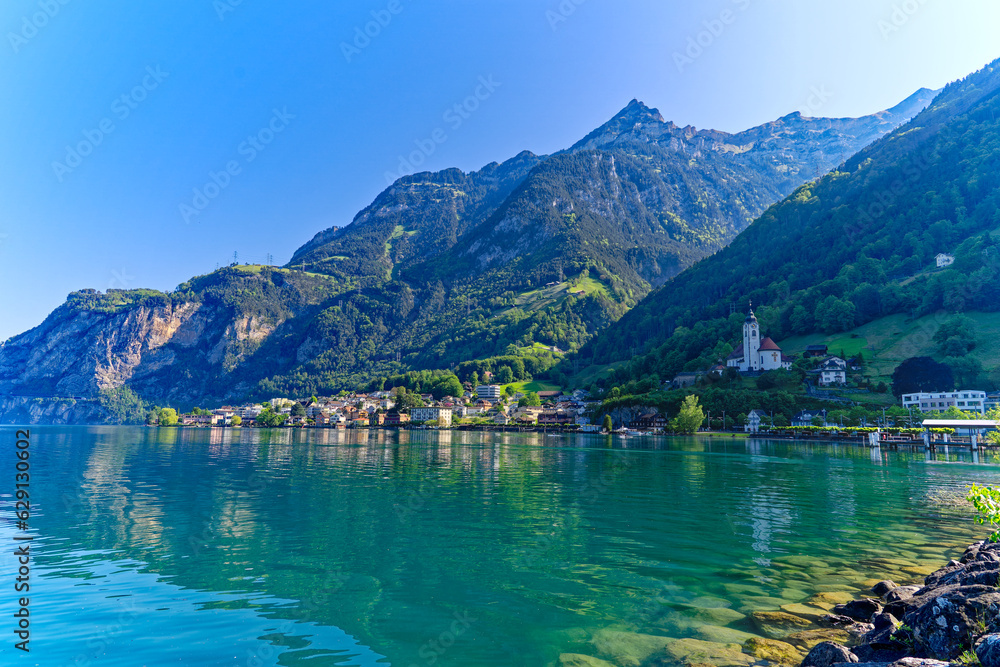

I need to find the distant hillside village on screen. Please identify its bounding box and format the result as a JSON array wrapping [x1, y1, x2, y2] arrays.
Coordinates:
[[160, 384, 600, 431], [152, 303, 1000, 435]]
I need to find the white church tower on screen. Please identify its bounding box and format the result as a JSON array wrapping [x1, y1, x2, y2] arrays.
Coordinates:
[[743, 302, 761, 372]]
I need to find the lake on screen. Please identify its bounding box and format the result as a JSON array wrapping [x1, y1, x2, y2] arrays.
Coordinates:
[[0, 426, 992, 666]]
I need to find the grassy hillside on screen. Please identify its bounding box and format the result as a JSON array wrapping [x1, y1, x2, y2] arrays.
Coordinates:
[[780, 311, 1000, 386]]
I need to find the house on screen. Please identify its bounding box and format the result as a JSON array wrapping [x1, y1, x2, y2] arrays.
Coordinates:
[[493, 413, 510, 425], [726, 304, 792, 373], [745, 409, 769, 433], [936, 253, 955, 268], [410, 407, 453, 427], [384, 413, 411, 427], [538, 410, 575, 425], [792, 410, 828, 427], [513, 407, 542, 424], [805, 345, 829, 358], [537, 391, 562, 402], [986, 393, 1000, 413], [812, 357, 847, 387], [627, 413, 669, 429], [477, 385, 503, 401], [901, 391, 987, 414]]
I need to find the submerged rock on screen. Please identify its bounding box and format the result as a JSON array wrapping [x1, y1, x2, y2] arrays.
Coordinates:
[[744, 637, 803, 665], [649, 638, 754, 667], [590, 630, 673, 667], [871, 581, 898, 598], [751, 611, 813, 638], [558, 654, 617, 667], [800, 641, 858, 667]]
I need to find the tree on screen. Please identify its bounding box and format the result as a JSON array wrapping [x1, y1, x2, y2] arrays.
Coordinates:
[[934, 316, 976, 356], [518, 391, 541, 408], [256, 407, 287, 428], [504, 385, 516, 398], [231, 415, 243, 426], [291, 403, 307, 417], [469, 372, 479, 389], [497, 365, 515, 384], [891, 356, 955, 396], [602, 414, 613, 432], [672, 395, 705, 434], [432, 375, 463, 400], [159, 408, 179, 427], [815, 296, 857, 333]]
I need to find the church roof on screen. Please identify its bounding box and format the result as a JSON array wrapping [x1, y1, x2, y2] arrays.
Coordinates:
[[727, 343, 744, 361], [759, 337, 781, 351]]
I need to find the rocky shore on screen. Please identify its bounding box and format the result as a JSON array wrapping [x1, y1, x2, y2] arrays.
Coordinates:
[[800, 539, 1000, 667], [556, 539, 1000, 667]]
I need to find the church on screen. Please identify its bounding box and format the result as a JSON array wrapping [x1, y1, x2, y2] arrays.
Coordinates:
[[725, 304, 793, 373]]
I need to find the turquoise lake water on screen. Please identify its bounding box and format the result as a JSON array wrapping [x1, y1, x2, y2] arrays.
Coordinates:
[[0, 426, 995, 666]]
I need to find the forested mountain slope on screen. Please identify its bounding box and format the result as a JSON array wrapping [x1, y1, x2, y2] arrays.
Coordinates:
[[577, 59, 1000, 391]]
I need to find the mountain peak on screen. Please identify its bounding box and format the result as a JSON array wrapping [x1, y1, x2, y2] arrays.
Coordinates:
[[568, 99, 667, 151]]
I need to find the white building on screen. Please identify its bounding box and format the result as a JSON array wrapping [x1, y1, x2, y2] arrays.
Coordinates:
[[476, 385, 503, 401], [902, 390, 987, 413], [936, 253, 955, 268], [745, 409, 768, 433], [410, 407, 453, 426], [814, 357, 848, 387], [726, 305, 792, 373]]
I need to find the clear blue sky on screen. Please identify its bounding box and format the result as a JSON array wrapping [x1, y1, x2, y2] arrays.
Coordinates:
[[1, 0, 998, 340]]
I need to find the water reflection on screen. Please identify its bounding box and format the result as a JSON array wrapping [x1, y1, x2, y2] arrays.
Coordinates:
[[0, 427, 992, 666]]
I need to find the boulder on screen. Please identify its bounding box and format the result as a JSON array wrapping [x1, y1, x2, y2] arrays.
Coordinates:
[[851, 644, 907, 664], [923, 559, 1000, 589], [800, 641, 858, 667], [786, 629, 853, 650], [749, 611, 812, 639], [743, 637, 802, 665], [820, 614, 862, 627], [890, 659, 949, 667], [977, 634, 1000, 667], [863, 613, 905, 651], [872, 581, 898, 598], [834, 599, 883, 623], [558, 654, 617, 667], [903, 586, 1000, 660], [884, 587, 921, 604]]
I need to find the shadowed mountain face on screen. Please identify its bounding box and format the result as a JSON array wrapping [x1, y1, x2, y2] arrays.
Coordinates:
[[578, 59, 1000, 390], [0, 88, 940, 418]]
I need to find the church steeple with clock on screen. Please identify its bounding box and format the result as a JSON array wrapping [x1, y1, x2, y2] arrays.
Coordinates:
[[725, 302, 791, 373]]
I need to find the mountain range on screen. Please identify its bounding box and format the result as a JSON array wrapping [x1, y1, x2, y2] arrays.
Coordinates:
[[579, 58, 1000, 395], [0, 84, 944, 422]]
